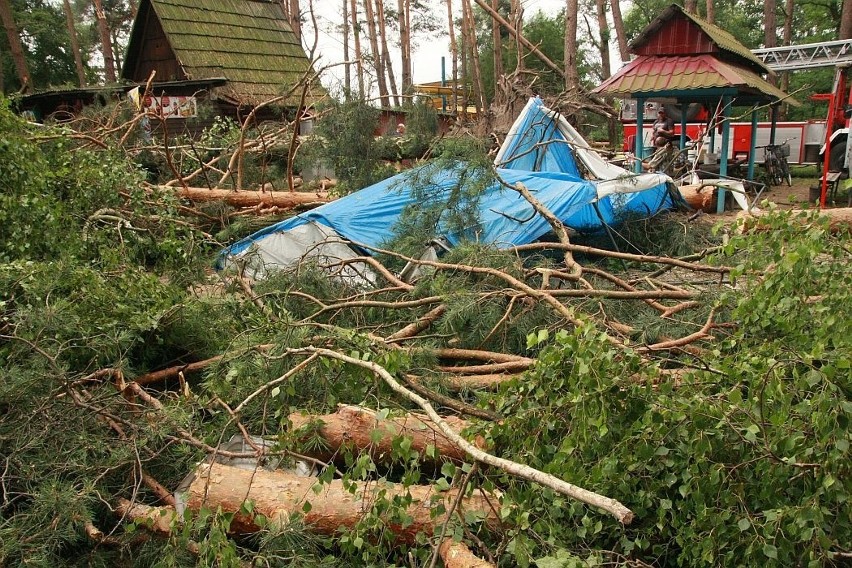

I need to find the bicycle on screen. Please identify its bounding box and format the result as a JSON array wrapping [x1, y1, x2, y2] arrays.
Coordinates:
[[758, 139, 793, 187]]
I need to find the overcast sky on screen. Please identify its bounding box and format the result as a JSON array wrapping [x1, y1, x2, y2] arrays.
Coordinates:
[[306, 0, 568, 95]]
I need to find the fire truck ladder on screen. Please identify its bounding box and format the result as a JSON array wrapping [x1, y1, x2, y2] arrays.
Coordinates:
[[752, 39, 852, 71]]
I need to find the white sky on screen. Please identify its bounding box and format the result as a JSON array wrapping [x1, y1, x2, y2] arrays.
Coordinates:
[[306, 0, 568, 96]]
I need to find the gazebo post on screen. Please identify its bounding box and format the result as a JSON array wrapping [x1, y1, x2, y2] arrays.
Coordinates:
[[717, 95, 732, 213], [747, 104, 759, 182], [679, 103, 687, 149], [635, 96, 646, 173], [769, 103, 778, 145]]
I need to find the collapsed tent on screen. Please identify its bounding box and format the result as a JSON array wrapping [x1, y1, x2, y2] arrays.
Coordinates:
[[220, 98, 679, 280]]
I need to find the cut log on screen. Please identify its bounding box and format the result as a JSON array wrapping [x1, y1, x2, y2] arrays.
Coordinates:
[[678, 184, 715, 212], [288, 404, 485, 463], [181, 462, 500, 541], [439, 539, 496, 567], [170, 187, 331, 209]]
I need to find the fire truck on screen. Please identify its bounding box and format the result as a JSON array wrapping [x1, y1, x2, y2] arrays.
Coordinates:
[[620, 39, 852, 174]]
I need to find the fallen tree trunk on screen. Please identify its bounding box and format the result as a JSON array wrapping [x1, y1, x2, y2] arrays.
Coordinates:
[[177, 462, 501, 541], [288, 404, 485, 463], [170, 187, 331, 209], [678, 184, 715, 212]]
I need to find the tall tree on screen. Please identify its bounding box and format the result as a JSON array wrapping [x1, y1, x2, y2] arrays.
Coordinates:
[[446, 0, 458, 114], [343, 0, 350, 95], [564, 0, 579, 93], [684, 0, 698, 15], [363, 0, 389, 106], [491, 0, 503, 92], [398, 0, 412, 100], [764, 0, 777, 85], [463, 0, 485, 111], [350, 0, 365, 99], [842, 0, 852, 39], [289, 0, 301, 43], [0, 0, 30, 90], [509, 0, 523, 71], [705, 0, 715, 24], [63, 0, 87, 86], [609, 0, 629, 64], [92, 0, 116, 82], [595, 0, 617, 143], [375, 0, 400, 106]]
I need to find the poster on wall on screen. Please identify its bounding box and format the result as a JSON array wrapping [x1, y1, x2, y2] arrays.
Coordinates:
[[127, 88, 197, 119]]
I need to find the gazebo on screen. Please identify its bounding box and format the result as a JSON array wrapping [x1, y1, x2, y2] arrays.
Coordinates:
[[594, 4, 793, 212]]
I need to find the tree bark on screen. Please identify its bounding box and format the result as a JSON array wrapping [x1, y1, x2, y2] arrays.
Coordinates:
[[0, 0, 30, 90], [595, 0, 617, 144], [609, 0, 629, 64], [779, 0, 794, 120], [563, 0, 579, 92], [491, 0, 503, 93], [288, 405, 485, 463], [843, 0, 852, 39], [174, 187, 330, 208], [763, 0, 777, 86], [350, 0, 365, 99], [290, 0, 302, 43], [375, 0, 400, 107], [447, 0, 459, 116], [363, 0, 389, 106], [683, 0, 698, 15], [509, 0, 523, 72], [182, 462, 501, 540], [342, 0, 351, 95], [705, 0, 715, 24], [463, 0, 486, 112], [63, 0, 87, 87], [92, 0, 117, 83], [398, 0, 412, 100]]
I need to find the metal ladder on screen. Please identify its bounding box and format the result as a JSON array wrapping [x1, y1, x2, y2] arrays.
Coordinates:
[[752, 39, 852, 72]]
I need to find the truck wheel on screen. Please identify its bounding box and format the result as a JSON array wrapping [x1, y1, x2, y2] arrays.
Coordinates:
[[828, 142, 848, 176]]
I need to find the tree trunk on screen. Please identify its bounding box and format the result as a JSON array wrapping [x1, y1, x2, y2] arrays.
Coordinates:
[[63, 0, 87, 87], [350, 0, 365, 99], [595, 0, 617, 145], [179, 462, 501, 541], [398, 0, 412, 101], [288, 405, 485, 463], [764, 0, 777, 86], [174, 187, 330, 208], [564, 0, 579, 93], [609, 0, 629, 64], [0, 0, 30, 90], [439, 540, 496, 567], [447, 0, 459, 116], [463, 0, 486, 112], [92, 0, 117, 82], [343, 0, 351, 95], [375, 0, 400, 107], [779, 0, 794, 120], [841, 0, 852, 39], [363, 0, 389, 106], [289, 0, 301, 43], [459, 0, 470, 118], [491, 0, 503, 95], [683, 0, 698, 14], [510, 0, 523, 72], [705, 0, 715, 24]]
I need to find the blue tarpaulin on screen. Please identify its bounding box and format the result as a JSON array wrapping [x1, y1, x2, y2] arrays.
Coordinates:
[[220, 97, 677, 274]]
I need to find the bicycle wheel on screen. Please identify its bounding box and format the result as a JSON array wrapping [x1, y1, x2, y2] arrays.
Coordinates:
[[764, 158, 779, 186]]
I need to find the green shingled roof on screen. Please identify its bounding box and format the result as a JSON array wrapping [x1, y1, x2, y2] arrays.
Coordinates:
[[630, 4, 769, 75], [126, 0, 324, 105]]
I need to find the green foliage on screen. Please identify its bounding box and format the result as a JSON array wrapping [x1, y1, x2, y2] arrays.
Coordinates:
[[297, 98, 396, 194], [484, 211, 850, 566]]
